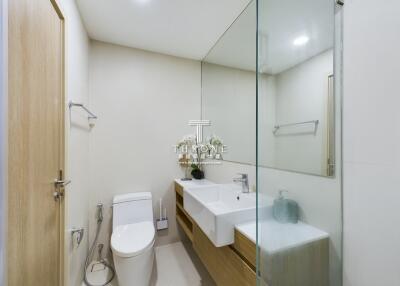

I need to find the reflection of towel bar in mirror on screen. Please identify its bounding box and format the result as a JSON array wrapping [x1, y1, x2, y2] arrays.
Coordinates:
[[273, 120, 319, 134], [68, 101, 98, 119]]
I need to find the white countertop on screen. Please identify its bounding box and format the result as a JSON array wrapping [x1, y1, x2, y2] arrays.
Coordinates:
[[175, 178, 215, 189], [236, 220, 329, 254]]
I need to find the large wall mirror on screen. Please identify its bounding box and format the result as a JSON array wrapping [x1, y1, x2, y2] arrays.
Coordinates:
[[201, 0, 336, 177], [201, 1, 257, 166]]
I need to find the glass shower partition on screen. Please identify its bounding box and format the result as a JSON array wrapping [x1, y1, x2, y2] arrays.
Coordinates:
[[256, 1, 343, 286]]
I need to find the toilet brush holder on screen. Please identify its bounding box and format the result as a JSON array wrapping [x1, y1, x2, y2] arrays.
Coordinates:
[[156, 218, 168, 230]]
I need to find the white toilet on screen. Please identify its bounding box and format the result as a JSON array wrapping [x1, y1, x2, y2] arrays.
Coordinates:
[[111, 192, 155, 286]]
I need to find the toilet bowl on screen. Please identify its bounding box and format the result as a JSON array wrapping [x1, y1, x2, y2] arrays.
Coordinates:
[[111, 192, 155, 286]]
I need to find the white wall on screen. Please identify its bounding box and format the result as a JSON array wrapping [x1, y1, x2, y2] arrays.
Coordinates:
[[0, 0, 7, 285], [343, 1, 400, 285], [58, 1, 90, 286], [88, 41, 201, 251]]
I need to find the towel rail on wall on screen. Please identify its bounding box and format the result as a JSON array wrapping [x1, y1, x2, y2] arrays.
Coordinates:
[[68, 101, 97, 119], [273, 120, 319, 134]]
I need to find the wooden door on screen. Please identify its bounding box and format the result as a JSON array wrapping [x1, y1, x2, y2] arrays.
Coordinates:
[[8, 0, 65, 285]]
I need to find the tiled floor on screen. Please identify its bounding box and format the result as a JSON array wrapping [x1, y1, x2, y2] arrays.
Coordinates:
[[83, 241, 215, 286], [150, 242, 215, 286], [83, 260, 115, 286]]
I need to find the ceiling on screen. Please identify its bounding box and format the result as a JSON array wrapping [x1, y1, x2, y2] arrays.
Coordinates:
[[203, 1, 256, 71], [259, 0, 334, 74], [204, 0, 334, 74], [76, 0, 251, 60]]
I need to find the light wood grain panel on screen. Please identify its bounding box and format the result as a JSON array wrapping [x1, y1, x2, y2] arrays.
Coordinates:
[[176, 200, 193, 224], [175, 182, 194, 241], [176, 212, 194, 242], [232, 229, 256, 269], [8, 0, 65, 285], [174, 181, 184, 197], [193, 223, 256, 286], [260, 238, 329, 286]]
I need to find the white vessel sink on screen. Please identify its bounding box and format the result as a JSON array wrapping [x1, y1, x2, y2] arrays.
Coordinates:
[[184, 184, 258, 247]]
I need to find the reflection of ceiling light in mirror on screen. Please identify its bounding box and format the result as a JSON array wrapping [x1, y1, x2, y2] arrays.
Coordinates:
[[135, 0, 150, 4], [293, 36, 309, 46]]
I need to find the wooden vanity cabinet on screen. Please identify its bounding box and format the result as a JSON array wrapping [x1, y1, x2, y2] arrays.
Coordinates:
[[193, 223, 256, 286], [174, 181, 329, 286], [174, 182, 256, 286], [175, 182, 194, 241]]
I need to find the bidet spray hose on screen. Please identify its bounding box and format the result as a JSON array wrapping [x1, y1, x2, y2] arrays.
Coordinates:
[[83, 204, 115, 286]]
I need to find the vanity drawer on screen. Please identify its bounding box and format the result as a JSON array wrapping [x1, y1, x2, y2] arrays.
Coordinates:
[[193, 223, 256, 286], [232, 230, 257, 270], [175, 181, 184, 197]]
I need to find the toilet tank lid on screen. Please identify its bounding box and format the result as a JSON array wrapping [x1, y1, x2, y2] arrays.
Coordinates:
[[113, 192, 152, 204]]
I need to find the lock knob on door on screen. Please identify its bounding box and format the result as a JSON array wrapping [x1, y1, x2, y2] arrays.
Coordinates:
[[53, 190, 64, 200], [53, 177, 71, 201]]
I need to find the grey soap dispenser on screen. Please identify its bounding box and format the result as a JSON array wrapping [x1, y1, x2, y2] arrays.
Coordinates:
[[273, 190, 299, 224]]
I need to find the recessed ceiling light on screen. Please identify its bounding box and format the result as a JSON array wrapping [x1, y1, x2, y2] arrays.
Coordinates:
[[293, 36, 309, 46]]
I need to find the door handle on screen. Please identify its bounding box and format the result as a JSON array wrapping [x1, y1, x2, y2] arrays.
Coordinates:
[[54, 179, 71, 188], [53, 178, 71, 201]]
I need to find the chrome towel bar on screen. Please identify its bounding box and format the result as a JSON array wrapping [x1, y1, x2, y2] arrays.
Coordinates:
[[273, 120, 319, 134], [68, 101, 97, 119]]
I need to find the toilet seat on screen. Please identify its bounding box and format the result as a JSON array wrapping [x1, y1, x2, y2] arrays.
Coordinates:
[[111, 221, 155, 258]]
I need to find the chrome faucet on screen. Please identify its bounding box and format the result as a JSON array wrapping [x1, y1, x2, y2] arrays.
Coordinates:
[[233, 173, 249, 193]]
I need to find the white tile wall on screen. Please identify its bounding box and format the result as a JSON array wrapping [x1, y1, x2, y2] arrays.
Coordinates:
[[343, 1, 400, 285], [88, 41, 202, 251]]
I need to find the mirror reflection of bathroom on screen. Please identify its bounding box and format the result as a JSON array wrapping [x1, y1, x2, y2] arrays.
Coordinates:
[[203, 0, 336, 178], [202, 0, 257, 166], [258, 0, 336, 177]]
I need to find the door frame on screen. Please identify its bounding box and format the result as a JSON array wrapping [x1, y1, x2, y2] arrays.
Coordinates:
[[1, 0, 8, 285], [51, 1, 66, 285], [50, 0, 67, 286], [49, 1, 67, 285]]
